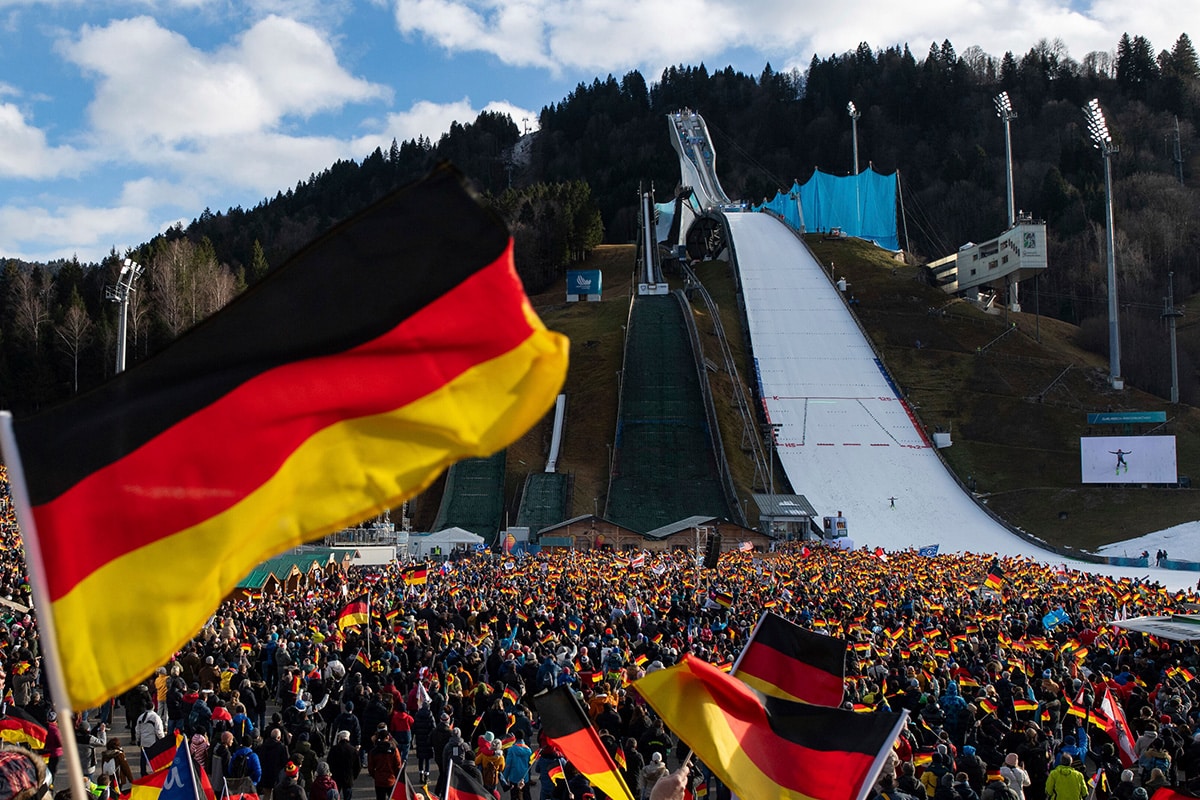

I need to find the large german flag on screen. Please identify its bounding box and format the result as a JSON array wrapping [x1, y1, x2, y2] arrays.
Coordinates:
[[731, 612, 846, 706], [338, 595, 370, 630], [634, 655, 907, 800], [0, 707, 46, 749], [7, 164, 568, 709], [530, 687, 635, 800]]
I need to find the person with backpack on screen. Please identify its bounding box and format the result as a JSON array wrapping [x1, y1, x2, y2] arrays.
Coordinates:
[[133, 705, 165, 776], [98, 738, 134, 796], [475, 739, 505, 795], [229, 736, 263, 788], [502, 735, 534, 800], [310, 761, 341, 800], [210, 731, 235, 786]]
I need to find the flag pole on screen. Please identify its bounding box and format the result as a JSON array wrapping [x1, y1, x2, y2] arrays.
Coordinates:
[[0, 412, 91, 800]]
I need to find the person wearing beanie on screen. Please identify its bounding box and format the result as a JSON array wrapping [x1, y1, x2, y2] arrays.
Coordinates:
[[640, 752, 668, 800], [1000, 753, 1031, 800], [1044, 754, 1087, 800], [274, 761, 306, 800], [327, 732, 360, 800], [309, 760, 340, 800]]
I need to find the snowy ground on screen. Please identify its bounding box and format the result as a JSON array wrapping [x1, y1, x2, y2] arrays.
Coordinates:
[[725, 211, 1200, 592], [1096, 521, 1200, 563]]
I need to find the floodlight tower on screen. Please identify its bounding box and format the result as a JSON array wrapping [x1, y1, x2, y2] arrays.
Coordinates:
[[847, 101, 861, 175], [995, 91, 1017, 228], [106, 257, 143, 374], [1084, 98, 1122, 389]]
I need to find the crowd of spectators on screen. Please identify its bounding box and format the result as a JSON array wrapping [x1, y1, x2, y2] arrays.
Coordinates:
[[3, 466, 1200, 800]]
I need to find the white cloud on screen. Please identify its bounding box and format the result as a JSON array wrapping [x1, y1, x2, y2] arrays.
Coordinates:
[[58, 14, 387, 151], [353, 97, 539, 154], [387, 0, 1191, 79], [0, 102, 83, 179], [0, 201, 150, 262]]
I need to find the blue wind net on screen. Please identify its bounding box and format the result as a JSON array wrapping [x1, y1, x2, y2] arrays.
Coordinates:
[[756, 168, 899, 251]]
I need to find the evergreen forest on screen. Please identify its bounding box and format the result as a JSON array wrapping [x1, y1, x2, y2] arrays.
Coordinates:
[[2, 31, 1199, 410]]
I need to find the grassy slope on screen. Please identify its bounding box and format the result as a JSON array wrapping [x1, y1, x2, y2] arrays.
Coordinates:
[[805, 235, 1200, 551], [424, 238, 1200, 553]]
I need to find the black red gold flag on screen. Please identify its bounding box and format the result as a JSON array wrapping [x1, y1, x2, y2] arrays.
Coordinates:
[[530, 687, 635, 800], [732, 611, 846, 706], [7, 163, 568, 708], [635, 655, 906, 800]]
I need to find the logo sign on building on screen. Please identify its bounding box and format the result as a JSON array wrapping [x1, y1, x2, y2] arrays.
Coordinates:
[[566, 270, 602, 302], [1080, 435, 1177, 484]]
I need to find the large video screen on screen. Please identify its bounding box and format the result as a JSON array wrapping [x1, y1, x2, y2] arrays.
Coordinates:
[[1080, 436, 1177, 484]]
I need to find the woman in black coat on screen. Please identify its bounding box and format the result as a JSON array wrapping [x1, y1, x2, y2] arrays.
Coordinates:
[[410, 705, 437, 782]]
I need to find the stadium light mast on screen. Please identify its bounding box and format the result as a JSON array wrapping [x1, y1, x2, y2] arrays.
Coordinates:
[[1084, 98, 1122, 390], [994, 91, 1017, 228], [847, 101, 861, 175], [106, 257, 143, 374]]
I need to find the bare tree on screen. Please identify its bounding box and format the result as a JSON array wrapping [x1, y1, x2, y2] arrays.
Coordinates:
[[56, 296, 93, 393], [10, 269, 51, 353], [151, 239, 190, 338]]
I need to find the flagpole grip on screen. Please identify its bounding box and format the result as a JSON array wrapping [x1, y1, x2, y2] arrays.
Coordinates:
[[0, 412, 91, 800]]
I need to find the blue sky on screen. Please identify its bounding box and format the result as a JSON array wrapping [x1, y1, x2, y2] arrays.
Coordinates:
[[0, 0, 1190, 263]]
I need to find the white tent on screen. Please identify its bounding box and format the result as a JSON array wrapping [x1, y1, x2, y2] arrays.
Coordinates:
[[409, 527, 486, 559]]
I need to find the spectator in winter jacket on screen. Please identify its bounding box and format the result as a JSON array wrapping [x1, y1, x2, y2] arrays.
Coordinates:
[[327, 731, 361, 800], [640, 753, 668, 800], [1043, 755, 1087, 800], [229, 737, 263, 786], [366, 727, 401, 800]]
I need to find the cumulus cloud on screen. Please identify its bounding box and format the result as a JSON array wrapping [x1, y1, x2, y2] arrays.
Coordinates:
[[388, 0, 1186, 77], [0, 200, 151, 263], [0, 102, 84, 179], [58, 14, 387, 150]]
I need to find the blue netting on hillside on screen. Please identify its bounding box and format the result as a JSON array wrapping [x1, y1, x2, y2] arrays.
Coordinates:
[[756, 168, 899, 250]]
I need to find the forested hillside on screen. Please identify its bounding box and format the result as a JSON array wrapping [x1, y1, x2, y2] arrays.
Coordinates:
[[2, 32, 1198, 410]]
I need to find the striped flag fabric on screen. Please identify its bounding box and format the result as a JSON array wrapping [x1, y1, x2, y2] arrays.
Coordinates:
[[445, 760, 494, 800], [3, 164, 568, 709], [0, 707, 46, 750], [130, 767, 168, 800], [984, 560, 1004, 591], [634, 655, 907, 800], [338, 595, 370, 630], [402, 565, 429, 586], [143, 732, 183, 774], [530, 687, 636, 800], [731, 612, 847, 706]]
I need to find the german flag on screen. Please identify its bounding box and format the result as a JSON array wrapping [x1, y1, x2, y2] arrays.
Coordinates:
[[1013, 698, 1037, 714], [5, 165, 568, 709], [402, 565, 428, 586], [338, 595, 370, 631], [130, 766, 168, 800], [984, 560, 1004, 591], [731, 612, 846, 707], [503, 686, 520, 706], [144, 732, 182, 774], [356, 650, 371, 670], [530, 687, 636, 800], [634, 655, 906, 800], [547, 764, 565, 784], [0, 707, 46, 750], [445, 760, 494, 800], [712, 591, 734, 609], [614, 747, 627, 770]]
